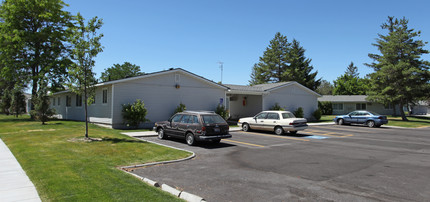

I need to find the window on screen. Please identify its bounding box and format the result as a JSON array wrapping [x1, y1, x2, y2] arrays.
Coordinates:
[[333, 103, 344, 110], [202, 115, 225, 124], [171, 114, 182, 123], [66, 96, 71, 107], [384, 103, 393, 110], [255, 112, 268, 119], [282, 112, 295, 119], [266, 113, 280, 120], [58, 97, 61, 106], [52, 98, 55, 106], [76, 94, 82, 107], [356, 103, 366, 110], [192, 116, 199, 124], [102, 89, 108, 104], [180, 115, 191, 123]]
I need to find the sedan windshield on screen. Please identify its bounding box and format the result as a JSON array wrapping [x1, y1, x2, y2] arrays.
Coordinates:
[[282, 112, 296, 119], [202, 115, 226, 124]]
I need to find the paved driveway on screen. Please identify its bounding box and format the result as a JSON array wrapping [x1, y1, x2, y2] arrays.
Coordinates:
[[132, 125, 430, 201]]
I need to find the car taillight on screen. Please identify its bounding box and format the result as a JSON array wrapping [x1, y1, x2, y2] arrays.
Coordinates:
[[202, 126, 206, 131], [378, 116, 383, 119], [289, 122, 297, 125]]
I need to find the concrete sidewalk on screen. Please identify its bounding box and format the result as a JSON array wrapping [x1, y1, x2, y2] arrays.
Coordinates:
[[0, 138, 41, 202]]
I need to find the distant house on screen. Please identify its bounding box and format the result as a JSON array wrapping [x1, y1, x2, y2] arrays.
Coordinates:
[[225, 82, 321, 119], [318, 95, 401, 115], [50, 68, 320, 128]]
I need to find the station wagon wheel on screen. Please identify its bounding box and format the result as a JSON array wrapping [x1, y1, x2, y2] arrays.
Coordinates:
[[274, 126, 284, 135], [338, 119, 344, 125], [242, 123, 250, 132], [186, 133, 195, 146], [158, 128, 166, 139], [367, 120, 376, 128]]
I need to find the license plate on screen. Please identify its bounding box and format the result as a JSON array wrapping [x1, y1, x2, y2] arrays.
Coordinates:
[[214, 128, 220, 132]]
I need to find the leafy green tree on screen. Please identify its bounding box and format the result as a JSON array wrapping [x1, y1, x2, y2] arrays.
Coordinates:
[[100, 62, 144, 82], [318, 101, 333, 115], [122, 99, 149, 128], [333, 62, 369, 95], [249, 33, 320, 90], [0, 0, 72, 112], [366, 16, 430, 121], [68, 13, 103, 138], [316, 80, 334, 95]]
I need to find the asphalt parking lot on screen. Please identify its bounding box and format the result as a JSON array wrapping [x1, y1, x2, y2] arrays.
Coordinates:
[[131, 125, 430, 201]]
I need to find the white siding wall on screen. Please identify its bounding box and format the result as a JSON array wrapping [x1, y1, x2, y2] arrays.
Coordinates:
[[111, 72, 226, 128], [263, 85, 318, 119], [228, 95, 262, 119], [332, 102, 400, 115], [50, 85, 113, 124]]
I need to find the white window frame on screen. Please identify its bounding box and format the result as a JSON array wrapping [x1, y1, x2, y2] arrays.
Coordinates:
[[57, 97, 61, 106], [356, 103, 367, 110], [102, 88, 108, 104], [76, 94, 83, 107]]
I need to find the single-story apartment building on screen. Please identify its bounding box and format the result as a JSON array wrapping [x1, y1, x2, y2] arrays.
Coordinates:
[[318, 95, 401, 115], [51, 68, 320, 128]]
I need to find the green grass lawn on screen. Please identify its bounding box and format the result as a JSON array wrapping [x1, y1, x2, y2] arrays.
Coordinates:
[[386, 116, 430, 128], [308, 115, 336, 123], [0, 115, 189, 202]]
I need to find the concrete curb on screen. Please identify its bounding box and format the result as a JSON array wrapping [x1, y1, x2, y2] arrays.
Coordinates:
[[119, 136, 206, 202], [161, 184, 181, 197]]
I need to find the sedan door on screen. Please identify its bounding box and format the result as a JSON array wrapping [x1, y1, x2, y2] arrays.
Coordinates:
[[356, 112, 370, 124], [263, 113, 280, 131], [177, 115, 192, 137], [251, 112, 267, 130], [345, 112, 358, 123]]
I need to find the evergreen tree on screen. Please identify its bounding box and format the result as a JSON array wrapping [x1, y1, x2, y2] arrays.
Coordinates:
[[30, 80, 55, 124], [10, 85, 27, 117], [287, 39, 321, 90], [345, 62, 359, 78], [249, 32, 289, 85], [100, 62, 144, 82], [366, 16, 430, 121], [249, 33, 320, 90]]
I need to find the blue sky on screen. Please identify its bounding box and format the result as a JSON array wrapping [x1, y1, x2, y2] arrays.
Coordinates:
[[64, 0, 430, 85]]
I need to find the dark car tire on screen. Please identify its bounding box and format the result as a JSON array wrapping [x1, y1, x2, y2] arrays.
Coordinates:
[[158, 128, 166, 139], [186, 133, 196, 146], [338, 119, 344, 125], [242, 123, 250, 132], [274, 126, 284, 135], [289, 131, 297, 135], [367, 120, 376, 128]]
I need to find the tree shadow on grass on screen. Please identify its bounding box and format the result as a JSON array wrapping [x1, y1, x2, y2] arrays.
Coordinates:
[[101, 137, 147, 144]]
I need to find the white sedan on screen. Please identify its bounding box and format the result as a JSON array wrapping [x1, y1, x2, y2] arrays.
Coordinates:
[[237, 110, 308, 135]]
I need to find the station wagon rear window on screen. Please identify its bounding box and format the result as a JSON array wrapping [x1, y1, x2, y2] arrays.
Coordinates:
[[202, 115, 225, 124]]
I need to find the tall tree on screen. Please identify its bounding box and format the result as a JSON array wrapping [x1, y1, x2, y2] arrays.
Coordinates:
[[250, 32, 289, 85], [100, 62, 143, 82], [333, 62, 369, 95], [287, 39, 321, 90], [68, 13, 103, 138], [0, 0, 72, 112], [316, 79, 334, 95], [345, 62, 359, 78], [366, 16, 430, 121], [249, 33, 320, 90]]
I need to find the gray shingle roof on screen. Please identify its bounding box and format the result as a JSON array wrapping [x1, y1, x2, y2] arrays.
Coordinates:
[[318, 95, 368, 102], [224, 82, 293, 92]]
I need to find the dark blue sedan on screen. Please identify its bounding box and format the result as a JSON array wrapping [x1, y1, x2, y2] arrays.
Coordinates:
[[333, 111, 388, 128]]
